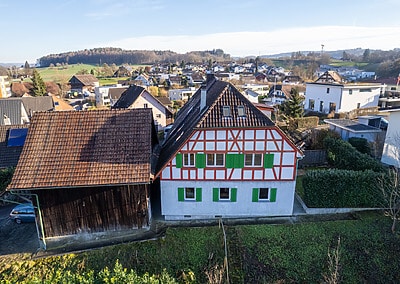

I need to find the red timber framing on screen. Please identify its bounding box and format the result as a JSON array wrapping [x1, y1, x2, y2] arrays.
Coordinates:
[[160, 127, 299, 181]]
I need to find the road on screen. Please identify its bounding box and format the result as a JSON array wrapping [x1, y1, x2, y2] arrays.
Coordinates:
[[0, 204, 40, 255]]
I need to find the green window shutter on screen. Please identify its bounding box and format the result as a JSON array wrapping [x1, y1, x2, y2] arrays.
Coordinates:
[[264, 153, 274, 168], [270, 188, 277, 202], [234, 154, 245, 168], [230, 188, 237, 202], [196, 188, 202, 202], [176, 153, 183, 168], [178, 188, 184, 202], [252, 188, 259, 202], [225, 154, 234, 168], [195, 153, 206, 168], [213, 188, 219, 202]]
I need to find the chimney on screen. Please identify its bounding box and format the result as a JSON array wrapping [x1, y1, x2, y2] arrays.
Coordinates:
[[200, 72, 216, 111], [200, 82, 207, 111]]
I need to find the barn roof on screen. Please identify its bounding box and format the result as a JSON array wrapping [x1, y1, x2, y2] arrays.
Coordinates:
[[0, 124, 27, 169], [8, 109, 156, 190]]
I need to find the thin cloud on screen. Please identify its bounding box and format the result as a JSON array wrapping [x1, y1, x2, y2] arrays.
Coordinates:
[[97, 26, 400, 57]]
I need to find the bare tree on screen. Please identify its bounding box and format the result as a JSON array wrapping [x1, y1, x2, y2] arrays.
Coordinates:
[[380, 167, 400, 233]]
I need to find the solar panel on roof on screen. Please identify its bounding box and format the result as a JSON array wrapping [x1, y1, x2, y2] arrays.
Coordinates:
[[7, 128, 28, 147]]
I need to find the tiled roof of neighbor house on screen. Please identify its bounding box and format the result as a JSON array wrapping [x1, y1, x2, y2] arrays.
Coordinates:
[[71, 74, 99, 86], [324, 119, 382, 132], [156, 74, 276, 174], [156, 96, 172, 107], [11, 82, 30, 97], [21, 96, 54, 116], [7, 109, 156, 190], [0, 98, 25, 125], [0, 124, 27, 169], [51, 96, 74, 111], [111, 85, 145, 109], [109, 87, 129, 100], [315, 71, 343, 84]]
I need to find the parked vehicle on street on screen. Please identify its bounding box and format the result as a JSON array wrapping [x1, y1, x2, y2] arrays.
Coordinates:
[[9, 203, 35, 224]]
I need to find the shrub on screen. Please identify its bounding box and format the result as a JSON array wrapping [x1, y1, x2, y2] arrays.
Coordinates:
[[348, 137, 371, 155], [0, 167, 14, 192], [302, 169, 384, 208], [324, 137, 384, 172]]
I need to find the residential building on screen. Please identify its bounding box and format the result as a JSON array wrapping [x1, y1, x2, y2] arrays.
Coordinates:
[[0, 124, 28, 169], [381, 109, 400, 167], [69, 74, 99, 95], [305, 71, 385, 114], [112, 85, 173, 131], [155, 74, 302, 220], [94, 85, 128, 107], [0, 76, 11, 98], [168, 87, 197, 101]]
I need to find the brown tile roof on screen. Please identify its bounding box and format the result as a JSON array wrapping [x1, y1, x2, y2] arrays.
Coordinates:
[[8, 109, 156, 190], [156, 75, 275, 174], [70, 74, 99, 86], [0, 124, 27, 169], [51, 96, 74, 111], [11, 82, 29, 97]]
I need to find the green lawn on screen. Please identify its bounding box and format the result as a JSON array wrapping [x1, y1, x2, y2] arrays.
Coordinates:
[[0, 212, 399, 283], [37, 64, 98, 81]]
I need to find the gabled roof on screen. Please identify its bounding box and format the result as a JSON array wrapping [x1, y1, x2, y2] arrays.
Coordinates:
[[109, 87, 129, 100], [51, 96, 74, 111], [111, 85, 146, 109], [315, 71, 343, 84], [0, 124, 27, 169], [7, 109, 156, 190], [0, 98, 26, 125], [69, 74, 99, 86], [21, 96, 54, 115], [156, 75, 276, 174]]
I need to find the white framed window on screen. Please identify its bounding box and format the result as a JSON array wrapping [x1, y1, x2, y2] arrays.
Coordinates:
[[219, 188, 230, 200], [252, 187, 277, 202], [185, 187, 195, 200], [222, 106, 231, 117], [259, 188, 269, 200], [156, 114, 161, 118], [183, 153, 195, 166], [144, 103, 148, 108], [245, 153, 262, 166], [213, 187, 237, 202], [207, 153, 224, 166], [237, 105, 246, 117]]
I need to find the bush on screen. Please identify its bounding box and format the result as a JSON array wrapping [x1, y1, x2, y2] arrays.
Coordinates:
[[348, 137, 371, 155], [0, 167, 14, 192], [324, 137, 384, 172], [302, 169, 384, 208]]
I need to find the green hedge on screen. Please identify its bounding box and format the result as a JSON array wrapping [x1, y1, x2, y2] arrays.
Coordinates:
[[348, 137, 371, 155], [302, 169, 384, 208], [0, 167, 14, 192], [324, 137, 384, 172]]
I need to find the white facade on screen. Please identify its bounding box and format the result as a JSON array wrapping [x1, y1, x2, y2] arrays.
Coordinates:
[[381, 110, 400, 167], [129, 92, 169, 131], [305, 83, 384, 113], [168, 87, 196, 101], [160, 128, 299, 220], [0, 76, 11, 98], [94, 86, 111, 106]]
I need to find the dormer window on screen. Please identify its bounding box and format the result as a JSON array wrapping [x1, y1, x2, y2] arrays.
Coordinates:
[[237, 105, 246, 117], [222, 106, 231, 117]]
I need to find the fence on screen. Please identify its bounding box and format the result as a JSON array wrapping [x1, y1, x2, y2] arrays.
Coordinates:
[[298, 150, 327, 168]]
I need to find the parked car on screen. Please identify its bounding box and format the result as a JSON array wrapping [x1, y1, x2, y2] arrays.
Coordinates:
[[9, 203, 36, 224]]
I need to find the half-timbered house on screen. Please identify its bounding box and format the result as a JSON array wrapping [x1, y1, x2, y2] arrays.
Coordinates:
[[7, 109, 158, 249], [156, 74, 302, 220]]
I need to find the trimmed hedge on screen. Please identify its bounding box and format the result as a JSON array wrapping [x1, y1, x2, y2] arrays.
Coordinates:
[[348, 137, 371, 155], [303, 169, 384, 208], [324, 137, 384, 172]]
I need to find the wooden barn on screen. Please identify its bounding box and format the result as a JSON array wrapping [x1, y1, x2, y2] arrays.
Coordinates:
[[7, 109, 159, 249]]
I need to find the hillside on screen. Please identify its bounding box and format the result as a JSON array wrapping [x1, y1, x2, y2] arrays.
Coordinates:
[[38, 47, 231, 67]]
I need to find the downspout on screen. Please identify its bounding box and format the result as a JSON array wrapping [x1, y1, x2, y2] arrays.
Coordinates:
[[10, 191, 46, 250]]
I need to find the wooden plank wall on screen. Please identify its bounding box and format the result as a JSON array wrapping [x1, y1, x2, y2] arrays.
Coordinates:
[[37, 184, 149, 238]]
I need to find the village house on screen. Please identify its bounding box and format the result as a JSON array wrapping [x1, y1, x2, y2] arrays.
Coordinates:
[[112, 85, 173, 131], [305, 71, 385, 114], [155, 74, 302, 220], [381, 108, 400, 168], [69, 74, 99, 95], [0, 124, 28, 169], [168, 87, 197, 101], [7, 109, 158, 249]]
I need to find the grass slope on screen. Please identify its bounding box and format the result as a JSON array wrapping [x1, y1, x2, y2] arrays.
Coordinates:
[[0, 212, 399, 283]]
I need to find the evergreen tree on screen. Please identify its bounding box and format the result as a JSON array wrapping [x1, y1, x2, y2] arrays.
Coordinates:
[[281, 88, 304, 119], [31, 69, 47, 96]]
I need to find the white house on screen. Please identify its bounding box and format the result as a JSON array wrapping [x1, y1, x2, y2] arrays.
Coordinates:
[[0, 76, 11, 98], [95, 85, 129, 107], [305, 71, 385, 114], [112, 85, 173, 131], [381, 109, 400, 167], [155, 74, 302, 220], [168, 87, 197, 101]]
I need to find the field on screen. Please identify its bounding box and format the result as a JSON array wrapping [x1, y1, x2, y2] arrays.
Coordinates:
[[37, 64, 98, 81], [0, 211, 399, 283]]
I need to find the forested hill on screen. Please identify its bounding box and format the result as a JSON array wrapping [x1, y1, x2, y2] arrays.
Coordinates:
[[38, 47, 231, 67]]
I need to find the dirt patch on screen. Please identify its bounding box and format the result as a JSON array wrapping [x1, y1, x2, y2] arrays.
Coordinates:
[[0, 205, 40, 256]]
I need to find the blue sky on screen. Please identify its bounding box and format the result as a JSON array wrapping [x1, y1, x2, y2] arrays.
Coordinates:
[[2, 0, 400, 63]]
